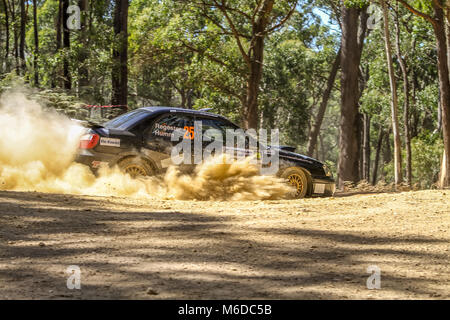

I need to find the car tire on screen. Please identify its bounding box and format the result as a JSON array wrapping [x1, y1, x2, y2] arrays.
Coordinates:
[[281, 167, 309, 199], [118, 157, 155, 178]]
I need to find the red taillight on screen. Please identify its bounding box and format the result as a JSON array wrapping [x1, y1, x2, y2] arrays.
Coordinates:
[[79, 133, 100, 149]]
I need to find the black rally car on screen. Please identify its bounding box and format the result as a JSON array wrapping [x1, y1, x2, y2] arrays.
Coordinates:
[[75, 107, 335, 198]]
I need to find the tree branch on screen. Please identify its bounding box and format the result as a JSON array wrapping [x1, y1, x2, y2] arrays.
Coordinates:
[[180, 39, 245, 77], [263, 0, 298, 35], [252, 0, 264, 25], [397, 0, 437, 26], [213, 0, 251, 67]]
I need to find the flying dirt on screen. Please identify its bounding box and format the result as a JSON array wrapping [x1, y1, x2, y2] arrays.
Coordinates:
[[0, 90, 292, 200]]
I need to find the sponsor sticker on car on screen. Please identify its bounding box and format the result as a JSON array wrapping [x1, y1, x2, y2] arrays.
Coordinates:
[[100, 137, 121, 147]]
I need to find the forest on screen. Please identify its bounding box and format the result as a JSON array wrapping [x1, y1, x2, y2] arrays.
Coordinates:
[[0, 0, 449, 189]]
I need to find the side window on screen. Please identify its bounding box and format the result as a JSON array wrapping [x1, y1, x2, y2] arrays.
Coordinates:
[[215, 120, 239, 132], [198, 118, 224, 142], [150, 114, 187, 141], [214, 119, 256, 149]]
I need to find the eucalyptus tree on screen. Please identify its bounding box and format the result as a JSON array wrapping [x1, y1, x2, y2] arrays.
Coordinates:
[[398, 0, 450, 187], [337, 0, 369, 187], [382, 0, 403, 185]]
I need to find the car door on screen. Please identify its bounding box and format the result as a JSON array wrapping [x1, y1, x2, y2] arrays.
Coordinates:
[[142, 112, 195, 170]]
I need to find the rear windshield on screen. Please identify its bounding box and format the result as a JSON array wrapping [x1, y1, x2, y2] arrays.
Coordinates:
[[103, 109, 152, 130]]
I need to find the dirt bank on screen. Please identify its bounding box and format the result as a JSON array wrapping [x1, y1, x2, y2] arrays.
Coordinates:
[[0, 189, 449, 299]]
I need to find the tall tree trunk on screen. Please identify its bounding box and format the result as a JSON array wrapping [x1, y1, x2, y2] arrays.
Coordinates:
[[33, 0, 39, 86], [11, 0, 19, 74], [411, 69, 419, 138], [307, 47, 341, 157], [56, 1, 62, 50], [54, 0, 63, 88], [363, 112, 371, 181], [78, 0, 89, 98], [243, 5, 271, 129], [357, 112, 364, 180], [434, 3, 450, 187], [241, 0, 275, 129], [372, 126, 384, 185], [19, 0, 25, 74], [62, 0, 71, 90], [187, 89, 193, 109], [438, 90, 443, 132], [382, 127, 392, 180], [398, 0, 450, 187], [3, 0, 10, 65], [111, 0, 129, 106], [320, 134, 326, 161], [338, 6, 365, 187], [243, 52, 263, 129], [382, 0, 403, 185], [394, 6, 411, 185], [447, 19, 450, 84]]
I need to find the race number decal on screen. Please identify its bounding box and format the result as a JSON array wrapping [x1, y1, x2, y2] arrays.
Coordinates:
[[184, 126, 195, 140]]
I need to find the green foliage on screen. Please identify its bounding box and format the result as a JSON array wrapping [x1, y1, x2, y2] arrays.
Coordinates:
[[410, 132, 443, 188], [0, 0, 446, 190], [0, 73, 86, 120], [342, 0, 370, 8], [383, 132, 443, 188]]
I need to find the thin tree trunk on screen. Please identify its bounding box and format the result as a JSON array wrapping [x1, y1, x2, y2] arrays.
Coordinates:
[[187, 89, 193, 109], [394, 6, 411, 185], [307, 47, 341, 157], [363, 112, 371, 181], [382, 127, 392, 180], [111, 0, 129, 106], [33, 0, 39, 86], [11, 0, 19, 74], [3, 0, 10, 64], [357, 112, 364, 181], [438, 90, 443, 132], [320, 134, 326, 161], [19, 0, 25, 74], [382, 0, 403, 185], [62, 0, 71, 90], [56, 1, 62, 50], [78, 0, 89, 97], [54, 0, 63, 88], [411, 69, 419, 138], [372, 126, 384, 185]]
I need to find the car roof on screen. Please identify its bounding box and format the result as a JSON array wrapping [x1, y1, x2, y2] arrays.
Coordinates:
[[140, 106, 227, 120]]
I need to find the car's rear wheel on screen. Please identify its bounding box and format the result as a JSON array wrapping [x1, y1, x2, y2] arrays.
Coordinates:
[[118, 157, 154, 178], [281, 167, 309, 199]]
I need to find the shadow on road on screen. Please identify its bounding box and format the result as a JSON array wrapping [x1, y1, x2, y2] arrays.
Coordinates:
[[0, 190, 447, 299]]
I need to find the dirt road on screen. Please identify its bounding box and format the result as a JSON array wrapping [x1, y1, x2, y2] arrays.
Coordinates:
[[0, 189, 449, 299]]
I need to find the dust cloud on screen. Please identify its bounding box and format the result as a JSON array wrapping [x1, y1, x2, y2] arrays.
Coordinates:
[[0, 90, 292, 201]]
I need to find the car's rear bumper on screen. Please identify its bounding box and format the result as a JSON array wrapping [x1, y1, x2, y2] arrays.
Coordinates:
[[75, 150, 116, 170]]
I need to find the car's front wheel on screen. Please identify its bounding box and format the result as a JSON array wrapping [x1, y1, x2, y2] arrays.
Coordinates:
[[118, 157, 154, 178], [281, 167, 309, 199]]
